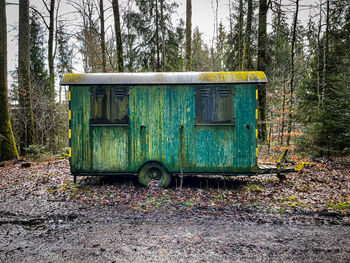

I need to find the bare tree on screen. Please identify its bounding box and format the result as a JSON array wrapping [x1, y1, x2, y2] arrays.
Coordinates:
[[70, 0, 101, 72], [0, 0, 19, 160], [18, 0, 36, 154], [286, 0, 299, 146]]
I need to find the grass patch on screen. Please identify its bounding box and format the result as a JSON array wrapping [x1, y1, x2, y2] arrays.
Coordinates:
[[326, 201, 350, 213]]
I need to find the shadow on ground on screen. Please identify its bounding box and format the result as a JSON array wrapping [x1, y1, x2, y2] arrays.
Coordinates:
[[75, 173, 252, 190]]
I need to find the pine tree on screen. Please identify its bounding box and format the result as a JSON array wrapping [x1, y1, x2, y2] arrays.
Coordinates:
[[164, 20, 185, 71], [298, 0, 350, 156], [30, 12, 49, 86], [56, 21, 73, 102], [56, 22, 73, 79], [126, 0, 183, 72], [29, 12, 51, 146], [123, 9, 139, 72], [225, 0, 248, 71], [213, 22, 226, 71], [191, 26, 211, 71]]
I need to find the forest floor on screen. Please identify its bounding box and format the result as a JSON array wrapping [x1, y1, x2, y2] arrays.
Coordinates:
[[0, 155, 350, 262]]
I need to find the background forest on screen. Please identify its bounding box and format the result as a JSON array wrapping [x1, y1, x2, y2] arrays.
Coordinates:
[[1, 0, 350, 161]]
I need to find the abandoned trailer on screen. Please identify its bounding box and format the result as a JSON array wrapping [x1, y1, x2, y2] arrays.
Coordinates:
[[61, 71, 297, 187]]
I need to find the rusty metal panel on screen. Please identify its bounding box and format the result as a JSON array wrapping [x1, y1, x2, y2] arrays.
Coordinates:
[[69, 80, 258, 174]]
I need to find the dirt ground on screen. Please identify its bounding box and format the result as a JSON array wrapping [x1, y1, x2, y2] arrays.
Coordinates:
[[0, 158, 350, 262]]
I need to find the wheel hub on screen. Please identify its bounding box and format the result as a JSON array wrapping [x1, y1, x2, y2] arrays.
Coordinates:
[[146, 168, 161, 180]]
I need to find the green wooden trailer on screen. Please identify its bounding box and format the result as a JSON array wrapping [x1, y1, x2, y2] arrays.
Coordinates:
[[61, 71, 298, 187]]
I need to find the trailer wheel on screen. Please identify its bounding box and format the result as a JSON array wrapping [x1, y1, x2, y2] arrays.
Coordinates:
[[138, 162, 171, 188]]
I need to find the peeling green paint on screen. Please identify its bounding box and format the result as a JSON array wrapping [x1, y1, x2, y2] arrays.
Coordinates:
[[70, 86, 92, 172], [69, 82, 258, 174], [92, 126, 129, 171]]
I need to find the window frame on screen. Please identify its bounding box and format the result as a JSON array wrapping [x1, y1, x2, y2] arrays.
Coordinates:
[[194, 85, 235, 126], [90, 85, 129, 127]]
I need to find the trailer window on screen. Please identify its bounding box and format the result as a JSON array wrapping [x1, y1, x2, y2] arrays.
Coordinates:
[[91, 86, 129, 125], [195, 86, 234, 125]]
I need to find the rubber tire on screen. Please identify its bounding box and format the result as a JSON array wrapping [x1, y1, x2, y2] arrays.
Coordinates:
[[138, 162, 171, 188]]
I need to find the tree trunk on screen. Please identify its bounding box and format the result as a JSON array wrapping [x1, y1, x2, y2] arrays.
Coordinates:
[[323, 0, 329, 100], [317, 1, 322, 109], [47, 0, 56, 151], [160, 0, 165, 72], [280, 83, 286, 145], [211, 0, 219, 71], [48, 0, 55, 103], [100, 0, 107, 72], [18, 0, 36, 154], [238, 0, 244, 69], [242, 0, 252, 70], [185, 0, 192, 71], [155, 0, 160, 72], [286, 0, 299, 147], [112, 0, 124, 72], [257, 0, 268, 143], [0, 0, 19, 160]]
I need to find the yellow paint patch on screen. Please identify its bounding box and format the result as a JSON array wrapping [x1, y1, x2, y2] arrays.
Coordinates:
[[256, 109, 258, 120], [69, 129, 71, 139], [199, 71, 266, 82], [62, 73, 85, 84], [256, 129, 258, 139], [69, 147, 72, 157], [69, 110, 71, 120], [256, 147, 258, 157], [68, 90, 71, 101], [256, 89, 258, 100]]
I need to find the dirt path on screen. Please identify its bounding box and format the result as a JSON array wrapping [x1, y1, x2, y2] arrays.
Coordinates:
[[1, 200, 350, 263], [0, 159, 350, 262]]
